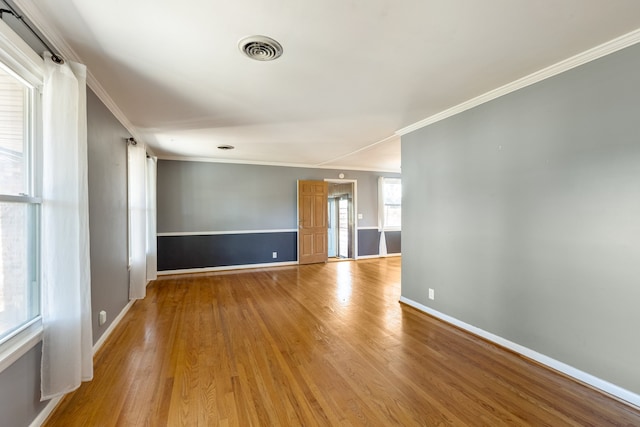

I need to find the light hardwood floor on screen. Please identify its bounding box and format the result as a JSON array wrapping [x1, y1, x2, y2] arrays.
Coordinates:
[[45, 258, 640, 426]]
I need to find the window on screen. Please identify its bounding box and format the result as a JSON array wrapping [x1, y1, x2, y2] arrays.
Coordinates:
[[0, 50, 41, 353], [382, 177, 401, 229]]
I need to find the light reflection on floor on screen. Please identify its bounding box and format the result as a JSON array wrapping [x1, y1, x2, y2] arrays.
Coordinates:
[[335, 261, 352, 304]]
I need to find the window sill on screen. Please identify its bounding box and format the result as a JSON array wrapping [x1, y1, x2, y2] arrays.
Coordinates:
[[0, 318, 43, 374]]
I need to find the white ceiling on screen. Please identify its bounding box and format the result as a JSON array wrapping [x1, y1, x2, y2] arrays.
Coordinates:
[[13, 0, 640, 172]]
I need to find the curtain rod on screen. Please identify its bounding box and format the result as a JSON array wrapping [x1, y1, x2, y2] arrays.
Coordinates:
[[0, 5, 64, 64]]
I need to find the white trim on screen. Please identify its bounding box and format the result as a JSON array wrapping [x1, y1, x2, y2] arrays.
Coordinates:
[[356, 254, 381, 260], [157, 229, 297, 237], [315, 134, 399, 167], [0, 18, 44, 377], [29, 298, 137, 427], [29, 396, 63, 427], [0, 320, 42, 374], [399, 296, 640, 409], [0, 19, 43, 86], [158, 155, 401, 173], [357, 226, 379, 230], [0, 194, 42, 204], [157, 261, 298, 275], [355, 253, 402, 260], [396, 28, 640, 136], [92, 299, 136, 355]]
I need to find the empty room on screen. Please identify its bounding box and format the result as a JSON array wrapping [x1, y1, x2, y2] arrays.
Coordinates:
[[1, 1, 640, 426]]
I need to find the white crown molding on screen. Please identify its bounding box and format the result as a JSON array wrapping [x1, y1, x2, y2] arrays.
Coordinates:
[[157, 155, 401, 173], [397, 28, 640, 136], [12, 0, 144, 146], [17, 1, 639, 167], [314, 134, 400, 166]]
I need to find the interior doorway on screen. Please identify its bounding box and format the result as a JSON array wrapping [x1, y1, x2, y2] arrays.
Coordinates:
[[326, 180, 356, 260]]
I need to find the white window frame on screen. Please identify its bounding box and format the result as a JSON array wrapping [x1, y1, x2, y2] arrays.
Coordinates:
[[381, 177, 401, 231], [0, 19, 44, 374]]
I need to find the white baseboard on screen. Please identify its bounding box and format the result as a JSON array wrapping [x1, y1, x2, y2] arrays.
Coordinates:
[[93, 299, 136, 355], [30, 298, 137, 426], [29, 396, 63, 427], [399, 296, 640, 409], [29, 300, 135, 427], [357, 253, 401, 260], [157, 261, 298, 276], [158, 256, 402, 272]]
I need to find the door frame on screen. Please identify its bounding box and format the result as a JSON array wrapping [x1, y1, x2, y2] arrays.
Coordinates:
[[324, 179, 358, 260]]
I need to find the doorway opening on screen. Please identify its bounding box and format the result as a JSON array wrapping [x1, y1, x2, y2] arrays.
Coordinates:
[[326, 180, 356, 260]]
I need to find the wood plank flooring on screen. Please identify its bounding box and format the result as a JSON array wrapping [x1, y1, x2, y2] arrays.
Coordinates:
[[44, 258, 640, 426]]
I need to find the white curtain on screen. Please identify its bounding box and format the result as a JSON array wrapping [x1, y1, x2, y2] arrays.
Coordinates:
[[377, 176, 387, 257], [145, 156, 157, 282], [128, 142, 147, 299], [41, 55, 93, 400]]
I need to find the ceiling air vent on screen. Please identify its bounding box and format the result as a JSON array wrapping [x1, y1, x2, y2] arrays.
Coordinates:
[[217, 144, 235, 150], [238, 35, 283, 61]]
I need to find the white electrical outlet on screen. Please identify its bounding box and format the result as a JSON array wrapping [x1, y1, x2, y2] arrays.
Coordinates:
[[272, 251, 278, 259], [428, 288, 435, 300], [99, 310, 107, 326]]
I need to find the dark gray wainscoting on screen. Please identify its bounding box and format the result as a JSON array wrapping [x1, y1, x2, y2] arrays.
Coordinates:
[[385, 231, 401, 254], [158, 231, 297, 271], [357, 229, 402, 257], [357, 228, 380, 257]]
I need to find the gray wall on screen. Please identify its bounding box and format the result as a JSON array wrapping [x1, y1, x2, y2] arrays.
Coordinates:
[[157, 160, 399, 232], [402, 43, 640, 394], [0, 344, 47, 427], [157, 160, 400, 270], [87, 89, 130, 340], [0, 88, 131, 425]]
